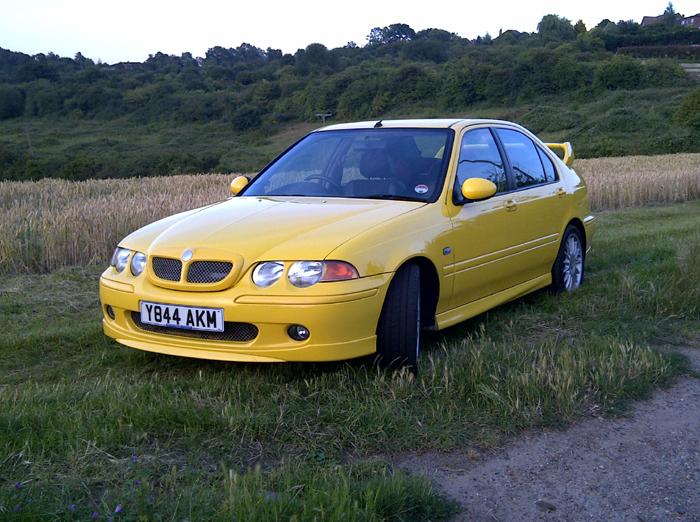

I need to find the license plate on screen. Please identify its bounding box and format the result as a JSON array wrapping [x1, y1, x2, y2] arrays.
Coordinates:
[[139, 301, 224, 332]]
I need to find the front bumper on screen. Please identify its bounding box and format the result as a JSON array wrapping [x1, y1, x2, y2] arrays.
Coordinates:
[[99, 269, 391, 362]]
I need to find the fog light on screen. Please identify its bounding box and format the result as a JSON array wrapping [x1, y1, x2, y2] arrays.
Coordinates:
[[105, 305, 115, 320], [288, 324, 310, 341]]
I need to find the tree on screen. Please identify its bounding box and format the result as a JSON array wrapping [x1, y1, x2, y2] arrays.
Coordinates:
[[663, 2, 680, 26], [574, 20, 587, 35], [415, 28, 455, 41], [74, 52, 94, 67], [304, 43, 330, 67], [538, 14, 576, 41], [0, 86, 24, 119], [366, 23, 416, 46]]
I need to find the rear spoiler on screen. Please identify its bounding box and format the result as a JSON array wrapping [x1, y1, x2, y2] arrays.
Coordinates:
[[546, 142, 574, 167]]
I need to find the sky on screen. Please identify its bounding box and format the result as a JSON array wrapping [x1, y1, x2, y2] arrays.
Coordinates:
[[1, 0, 698, 64]]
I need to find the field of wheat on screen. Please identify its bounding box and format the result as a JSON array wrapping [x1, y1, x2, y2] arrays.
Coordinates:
[[577, 153, 700, 210], [2, 152, 699, 273]]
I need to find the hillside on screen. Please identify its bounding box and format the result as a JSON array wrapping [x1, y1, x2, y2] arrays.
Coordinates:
[[1, 16, 700, 180]]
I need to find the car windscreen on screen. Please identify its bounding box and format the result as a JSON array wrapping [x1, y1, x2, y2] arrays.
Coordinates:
[[243, 128, 454, 202]]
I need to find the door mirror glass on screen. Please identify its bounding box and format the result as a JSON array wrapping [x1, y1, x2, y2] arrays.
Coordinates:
[[461, 178, 497, 201], [229, 175, 249, 196]]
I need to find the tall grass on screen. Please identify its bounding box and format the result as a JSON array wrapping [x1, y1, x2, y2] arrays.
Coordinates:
[[2, 153, 699, 273], [1, 175, 230, 272]]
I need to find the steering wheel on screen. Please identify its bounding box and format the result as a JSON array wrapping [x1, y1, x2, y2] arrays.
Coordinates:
[[304, 174, 342, 192]]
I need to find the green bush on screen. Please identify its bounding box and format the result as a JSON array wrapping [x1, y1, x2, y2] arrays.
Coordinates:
[[594, 56, 645, 90], [520, 106, 583, 132], [675, 87, 700, 129], [0, 85, 24, 119], [232, 104, 263, 131]]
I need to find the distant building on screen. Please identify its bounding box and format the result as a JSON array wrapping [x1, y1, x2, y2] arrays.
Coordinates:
[[641, 14, 665, 27], [641, 12, 698, 28], [681, 14, 700, 28], [493, 29, 523, 43]]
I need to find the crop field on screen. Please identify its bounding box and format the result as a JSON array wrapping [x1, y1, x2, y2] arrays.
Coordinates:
[[1, 153, 699, 273]]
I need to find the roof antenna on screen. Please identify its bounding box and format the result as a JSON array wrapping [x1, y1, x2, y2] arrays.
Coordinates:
[[374, 119, 383, 128]]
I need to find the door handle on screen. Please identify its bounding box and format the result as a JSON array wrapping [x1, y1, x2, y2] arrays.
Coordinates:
[[555, 188, 566, 197], [505, 200, 517, 211]]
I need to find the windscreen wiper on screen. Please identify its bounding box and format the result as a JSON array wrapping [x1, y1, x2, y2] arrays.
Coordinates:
[[362, 195, 426, 202]]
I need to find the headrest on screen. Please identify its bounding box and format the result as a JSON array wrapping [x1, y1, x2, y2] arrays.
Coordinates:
[[359, 149, 393, 179], [387, 136, 421, 159]]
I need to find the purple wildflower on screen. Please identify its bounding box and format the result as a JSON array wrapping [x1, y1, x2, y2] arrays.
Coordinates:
[[133, 479, 141, 486], [114, 504, 122, 513], [91, 511, 99, 519], [68, 504, 77, 512], [14, 482, 23, 490], [130, 454, 139, 463]]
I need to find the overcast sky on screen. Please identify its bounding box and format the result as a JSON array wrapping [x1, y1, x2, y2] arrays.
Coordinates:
[[1, 0, 698, 64]]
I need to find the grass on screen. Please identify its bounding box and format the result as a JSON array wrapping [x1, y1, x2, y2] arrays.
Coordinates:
[[2, 153, 699, 273], [1, 201, 699, 519]]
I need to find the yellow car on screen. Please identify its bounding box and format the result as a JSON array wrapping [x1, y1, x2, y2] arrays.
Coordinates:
[[100, 119, 595, 368]]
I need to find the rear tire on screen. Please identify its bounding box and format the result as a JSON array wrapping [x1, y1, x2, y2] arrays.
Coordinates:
[[551, 225, 585, 292], [376, 264, 421, 370]]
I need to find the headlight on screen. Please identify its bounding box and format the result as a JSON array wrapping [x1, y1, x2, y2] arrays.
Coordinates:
[[288, 261, 324, 288], [130, 252, 147, 276], [111, 247, 131, 273], [252, 261, 284, 287]]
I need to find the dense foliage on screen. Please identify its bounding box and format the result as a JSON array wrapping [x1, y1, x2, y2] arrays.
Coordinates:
[[0, 16, 698, 180]]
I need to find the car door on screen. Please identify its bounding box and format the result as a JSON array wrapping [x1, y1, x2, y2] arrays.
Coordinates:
[[493, 127, 568, 284], [447, 127, 520, 309]]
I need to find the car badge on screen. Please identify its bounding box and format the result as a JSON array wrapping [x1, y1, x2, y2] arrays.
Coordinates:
[[181, 249, 193, 262]]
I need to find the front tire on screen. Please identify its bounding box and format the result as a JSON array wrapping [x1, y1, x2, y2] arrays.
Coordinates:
[[376, 264, 421, 370], [552, 225, 585, 292]]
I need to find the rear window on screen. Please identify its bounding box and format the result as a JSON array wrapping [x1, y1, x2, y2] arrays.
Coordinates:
[[537, 147, 557, 182]]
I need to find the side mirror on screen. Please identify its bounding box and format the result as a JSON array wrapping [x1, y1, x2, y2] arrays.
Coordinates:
[[229, 175, 249, 196], [461, 178, 498, 202]]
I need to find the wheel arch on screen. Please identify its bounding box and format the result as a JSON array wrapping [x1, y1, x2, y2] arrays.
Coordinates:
[[393, 256, 440, 330], [565, 217, 586, 252]]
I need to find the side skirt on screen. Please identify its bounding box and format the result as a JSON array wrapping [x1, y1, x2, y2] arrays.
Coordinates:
[[435, 274, 551, 330]]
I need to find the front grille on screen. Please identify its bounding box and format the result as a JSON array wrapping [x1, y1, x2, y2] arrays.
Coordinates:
[[187, 261, 233, 284], [152, 257, 182, 281], [131, 312, 258, 342]]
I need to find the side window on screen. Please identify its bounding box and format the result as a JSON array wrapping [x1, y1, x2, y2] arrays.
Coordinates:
[[496, 129, 547, 189], [454, 129, 507, 201], [537, 147, 557, 182]]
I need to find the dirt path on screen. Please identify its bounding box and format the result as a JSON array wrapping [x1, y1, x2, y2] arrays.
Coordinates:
[[397, 348, 700, 522]]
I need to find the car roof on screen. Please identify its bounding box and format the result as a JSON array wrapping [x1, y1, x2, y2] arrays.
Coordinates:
[[317, 118, 521, 132]]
